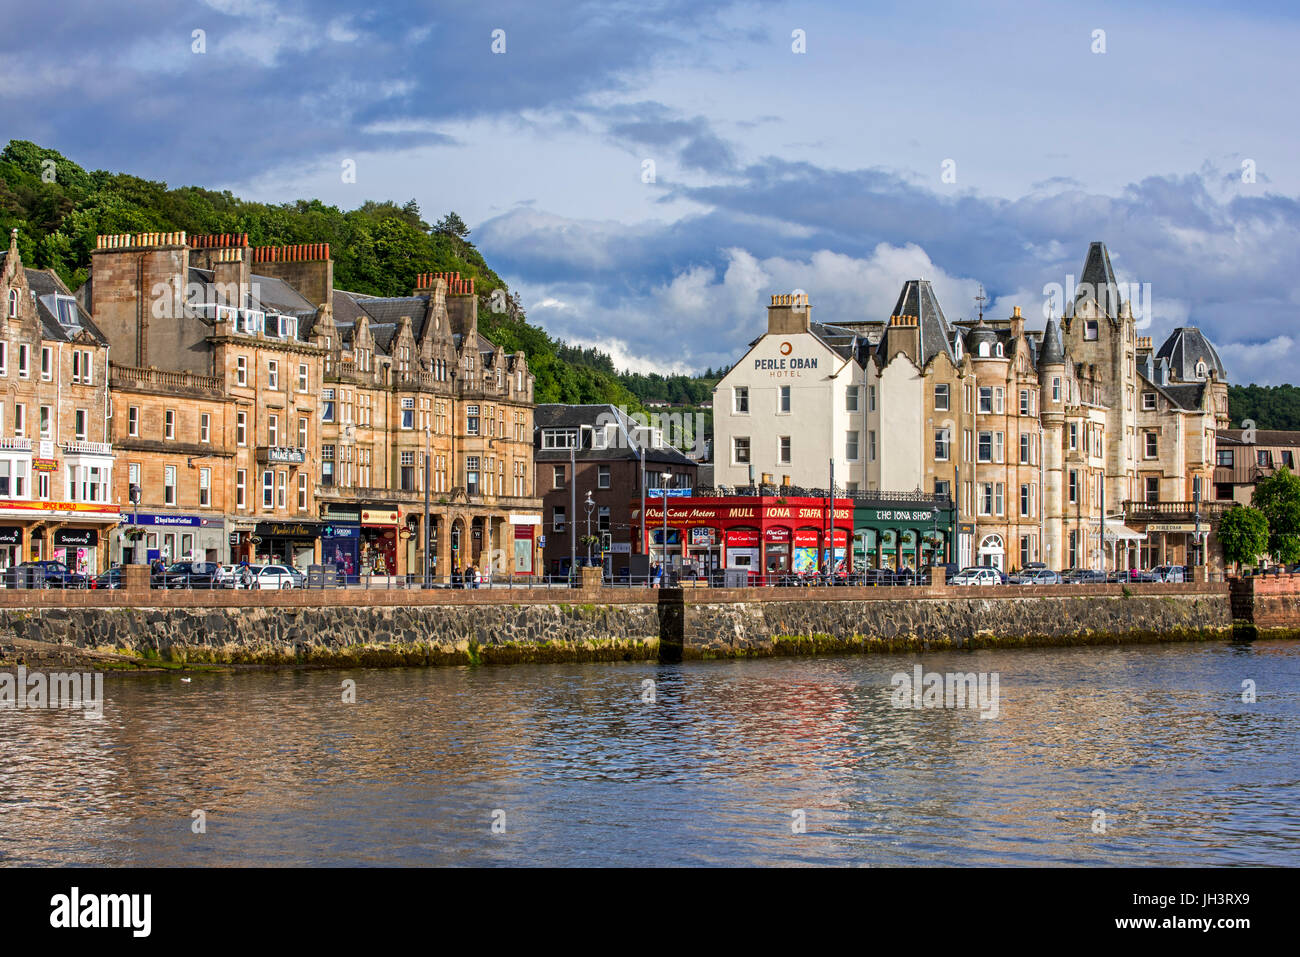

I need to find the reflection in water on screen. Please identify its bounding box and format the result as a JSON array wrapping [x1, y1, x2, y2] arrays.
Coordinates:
[[2, 641, 1298, 866]]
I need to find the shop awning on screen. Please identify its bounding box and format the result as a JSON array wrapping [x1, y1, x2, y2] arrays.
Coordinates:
[[1103, 519, 1147, 542]]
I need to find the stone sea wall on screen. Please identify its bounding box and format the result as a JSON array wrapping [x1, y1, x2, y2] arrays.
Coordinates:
[[0, 583, 1244, 670]]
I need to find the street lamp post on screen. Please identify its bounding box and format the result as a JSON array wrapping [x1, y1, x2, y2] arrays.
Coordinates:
[[423, 423, 431, 587], [584, 490, 595, 567], [661, 471, 672, 582]]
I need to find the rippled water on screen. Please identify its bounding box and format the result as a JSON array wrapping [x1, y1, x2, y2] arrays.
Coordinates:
[[2, 641, 1299, 866]]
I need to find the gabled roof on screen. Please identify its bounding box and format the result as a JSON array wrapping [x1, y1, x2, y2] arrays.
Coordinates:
[[1155, 326, 1226, 382], [1, 256, 110, 345], [1138, 369, 1207, 412]]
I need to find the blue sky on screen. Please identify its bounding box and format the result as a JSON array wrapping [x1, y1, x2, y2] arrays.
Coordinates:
[[3, 1, 1297, 385]]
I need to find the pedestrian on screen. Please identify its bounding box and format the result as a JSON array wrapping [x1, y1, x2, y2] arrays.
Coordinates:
[[239, 560, 252, 590]]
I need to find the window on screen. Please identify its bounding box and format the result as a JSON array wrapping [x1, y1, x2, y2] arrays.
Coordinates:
[[1085, 319, 1098, 340], [466, 405, 480, 436], [994, 387, 1004, 414], [466, 456, 479, 496], [994, 342, 1004, 358], [869, 430, 877, 461], [199, 413, 210, 443], [268, 414, 279, 447], [125, 405, 138, 438], [74, 409, 86, 441], [236, 356, 247, 386], [0, 342, 6, 375], [236, 411, 247, 447], [1019, 390, 1030, 416], [164, 466, 177, 506], [262, 471, 274, 508], [236, 470, 246, 508], [400, 451, 415, 491], [401, 397, 414, 430], [846, 432, 860, 460], [978, 431, 993, 462], [979, 483, 994, 516], [869, 385, 877, 412], [276, 471, 287, 508], [1284, 451, 1296, 470], [129, 463, 140, 486], [1052, 377, 1061, 401], [934, 383, 950, 411], [553, 506, 566, 531], [1145, 476, 1159, 503], [1257, 450, 1271, 468], [774, 385, 791, 414], [1020, 433, 1031, 464], [553, 465, 565, 490], [165, 409, 175, 440], [733, 437, 750, 464], [297, 417, 307, 448], [978, 387, 993, 413], [598, 465, 611, 489], [297, 473, 308, 511], [41, 347, 52, 380], [1196, 361, 1208, 378], [734, 387, 749, 414], [1020, 484, 1032, 517], [1069, 423, 1078, 451], [779, 436, 792, 464], [6, 289, 15, 318], [995, 482, 1004, 515], [934, 428, 950, 461], [935, 479, 951, 499], [1216, 449, 1233, 467], [1145, 432, 1158, 458], [14, 403, 24, 436], [1020, 535, 1032, 568], [18, 344, 29, 378], [322, 389, 335, 423], [1068, 470, 1079, 504], [321, 446, 335, 487], [298, 363, 308, 392], [846, 387, 859, 412], [199, 468, 210, 507], [39, 405, 51, 438], [1143, 392, 1156, 411], [267, 360, 279, 390]]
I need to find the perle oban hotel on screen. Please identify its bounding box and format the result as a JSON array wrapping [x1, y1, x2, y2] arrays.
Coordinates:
[[0, 231, 1237, 582]]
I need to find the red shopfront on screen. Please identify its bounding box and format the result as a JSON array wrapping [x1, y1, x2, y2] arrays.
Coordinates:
[[641, 496, 852, 581]]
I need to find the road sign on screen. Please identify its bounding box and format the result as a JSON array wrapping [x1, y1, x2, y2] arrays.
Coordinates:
[[649, 488, 692, 497], [539, 535, 547, 547]]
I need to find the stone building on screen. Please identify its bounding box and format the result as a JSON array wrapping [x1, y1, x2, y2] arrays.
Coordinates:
[[78, 232, 541, 578], [533, 403, 696, 578], [711, 241, 1231, 574], [0, 229, 116, 573]]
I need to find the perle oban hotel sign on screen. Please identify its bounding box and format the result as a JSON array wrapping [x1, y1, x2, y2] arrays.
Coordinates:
[[755, 341, 819, 378]]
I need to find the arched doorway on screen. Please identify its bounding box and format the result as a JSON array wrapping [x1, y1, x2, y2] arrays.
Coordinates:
[[979, 534, 1005, 570]]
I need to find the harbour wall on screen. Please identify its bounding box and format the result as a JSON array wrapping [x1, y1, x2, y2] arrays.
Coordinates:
[[0, 581, 1244, 669]]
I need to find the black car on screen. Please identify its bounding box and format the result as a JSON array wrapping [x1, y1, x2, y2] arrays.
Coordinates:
[[10, 560, 88, 589], [1061, 568, 1107, 584], [158, 561, 225, 589]]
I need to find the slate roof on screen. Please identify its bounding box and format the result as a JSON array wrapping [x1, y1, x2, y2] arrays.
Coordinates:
[[1071, 241, 1122, 318], [534, 404, 697, 466], [1139, 370, 1207, 412], [1154, 326, 1226, 382], [1219, 429, 1300, 447], [875, 279, 956, 366], [0, 254, 109, 345], [1038, 317, 1065, 364]]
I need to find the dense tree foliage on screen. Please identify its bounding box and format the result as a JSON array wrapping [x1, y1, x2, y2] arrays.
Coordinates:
[[1228, 384, 1300, 431], [1217, 505, 1270, 570], [0, 139, 665, 410], [1251, 466, 1300, 565]]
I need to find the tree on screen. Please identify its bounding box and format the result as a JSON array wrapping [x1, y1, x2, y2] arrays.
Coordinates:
[[1217, 505, 1269, 572], [434, 210, 470, 239], [1252, 466, 1300, 565]]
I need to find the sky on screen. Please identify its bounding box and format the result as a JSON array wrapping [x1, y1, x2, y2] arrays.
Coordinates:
[[2, 0, 1297, 386]]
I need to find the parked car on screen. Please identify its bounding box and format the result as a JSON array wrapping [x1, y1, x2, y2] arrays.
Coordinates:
[[1061, 568, 1107, 584], [92, 565, 169, 589], [950, 566, 1003, 586], [159, 561, 225, 589], [1012, 568, 1062, 585], [10, 560, 88, 589], [250, 564, 300, 589], [1151, 564, 1186, 583], [220, 564, 241, 588]]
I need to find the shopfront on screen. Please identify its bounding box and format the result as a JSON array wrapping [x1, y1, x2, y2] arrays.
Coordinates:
[[115, 514, 225, 565], [642, 495, 853, 580], [53, 528, 99, 576], [253, 521, 320, 567], [852, 499, 956, 572], [359, 507, 399, 576], [0, 526, 20, 569]]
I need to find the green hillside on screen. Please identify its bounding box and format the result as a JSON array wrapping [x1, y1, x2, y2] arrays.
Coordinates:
[[1228, 384, 1300, 432], [0, 139, 643, 409]]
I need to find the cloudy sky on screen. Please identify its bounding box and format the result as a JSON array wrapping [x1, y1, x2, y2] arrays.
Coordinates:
[[3, 1, 1297, 386]]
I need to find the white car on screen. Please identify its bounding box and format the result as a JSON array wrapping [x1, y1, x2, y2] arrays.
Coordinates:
[[251, 564, 300, 589], [950, 566, 1002, 586]]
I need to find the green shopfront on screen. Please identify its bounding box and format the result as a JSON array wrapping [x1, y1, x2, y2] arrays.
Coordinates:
[[852, 497, 956, 572]]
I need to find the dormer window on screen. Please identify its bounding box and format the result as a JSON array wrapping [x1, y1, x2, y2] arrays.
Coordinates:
[[55, 296, 79, 326], [1195, 360, 1208, 378], [1085, 320, 1099, 340], [953, 337, 962, 359], [978, 342, 990, 357], [994, 342, 1004, 357]]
